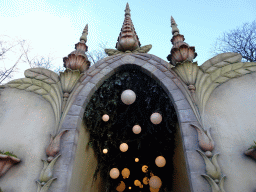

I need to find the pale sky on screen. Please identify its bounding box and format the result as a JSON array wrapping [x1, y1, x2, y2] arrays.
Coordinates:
[[0, 0, 255, 84]]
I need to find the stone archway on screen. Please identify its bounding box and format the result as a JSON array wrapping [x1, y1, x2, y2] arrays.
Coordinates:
[[50, 53, 208, 192]]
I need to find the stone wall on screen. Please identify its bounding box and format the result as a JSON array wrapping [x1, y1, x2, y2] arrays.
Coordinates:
[[0, 88, 55, 191], [203, 72, 256, 191]]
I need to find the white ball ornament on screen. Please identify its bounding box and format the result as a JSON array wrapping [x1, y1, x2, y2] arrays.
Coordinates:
[[110, 168, 120, 179], [155, 156, 166, 167], [150, 113, 162, 125], [132, 125, 141, 134], [121, 89, 136, 105], [149, 176, 162, 189], [102, 114, 109, 122], [103, 149, 108, 154], [120, 143, 128, 152]]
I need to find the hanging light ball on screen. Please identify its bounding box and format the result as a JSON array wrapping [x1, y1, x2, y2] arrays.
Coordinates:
[[121, 168, 130, 179], [143, 177, 149, 185], [110, 168, 120, 179], [134, 180, 141, 186], [102, 114, 109, 122], [129, 186, 132, 190], [116, 181, 126, 192], [121, 89, 136, 105], [155, 156, 166, 167], [132, 125, 141, 134], [150, 113, 162, 124], [103, 149, 108, 154], [142, 165, 148, 173], [149, 176, 162, 189], [139, 184, 143, 188], [120, 143, 128, 152], [135, 158, 139, 162]]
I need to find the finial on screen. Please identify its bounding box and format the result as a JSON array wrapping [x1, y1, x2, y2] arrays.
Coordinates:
[[64, 23, 90, 72], [80, 24, 88, 43], [115, 3, 141, 52], [125, 3, 131, 16], [167, 17, 197, 66], [171, 16, 179, 35]]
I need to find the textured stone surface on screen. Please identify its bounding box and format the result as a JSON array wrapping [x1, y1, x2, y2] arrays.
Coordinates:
[[178, 109, 198, 123], [61, 115, 82, 130]]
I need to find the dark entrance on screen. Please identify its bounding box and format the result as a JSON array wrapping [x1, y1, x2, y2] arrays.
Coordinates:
[[84, 65, 178, 192]]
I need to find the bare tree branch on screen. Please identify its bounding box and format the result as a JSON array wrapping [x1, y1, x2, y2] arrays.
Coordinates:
[[86, 41, 108, 65], [212, 20, 256, 62]]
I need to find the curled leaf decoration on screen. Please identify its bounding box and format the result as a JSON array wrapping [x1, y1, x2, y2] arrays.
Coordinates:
[[36, 178, 57, 192], [191, 124, 214, 152], [39, 154, 61, 182], [202, 175, 220, 192], [197, 150, 221, 180], [46, 130, 68, 162]]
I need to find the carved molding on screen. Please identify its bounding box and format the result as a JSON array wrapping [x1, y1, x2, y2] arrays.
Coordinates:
[[0, 154, 21, 177], [191, 124, 226, 192], [172, 52, 256, 118]]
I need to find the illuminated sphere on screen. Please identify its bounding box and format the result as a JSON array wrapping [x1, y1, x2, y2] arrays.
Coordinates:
[[149, 176, 162, 189], [102, 114, 109, 122], [121, 89, 136, 105], [134, 180, 141, 186], [150, 113, 162, 124], [120, 143, 128, 152], [142, 165, 148, 173], [139, 184, 143, 188], [135, 158, 139, 162], [116, 181, 126, 192], [103, 149, 108, 154], [121, 168, 130, 179], [110, 168, 120, 179], [132, 125, 141, 134], [143, 177, 149, 185], [129, 186, 132, 190], [155, 156, 166, 167]]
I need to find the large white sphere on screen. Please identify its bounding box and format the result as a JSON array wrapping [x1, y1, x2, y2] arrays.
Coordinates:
[[110, 168, 120, 179], [150, 113, 162, 124], [155, 156, 166, 167], [132, 125, 141, 134], [102, 114, 109, 122], [149, 176, 162, 189], [120, 143, 128, 152], [121, 89, 136, 105]]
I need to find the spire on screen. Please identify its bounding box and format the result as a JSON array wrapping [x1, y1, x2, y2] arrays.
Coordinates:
[[115, 3, 141, 52], [171, 16, 179, 35], [167, 16, 197, 66], [125, 2, 131, 16], [80, 24, 88, 43], [63, 23, 90, 72]]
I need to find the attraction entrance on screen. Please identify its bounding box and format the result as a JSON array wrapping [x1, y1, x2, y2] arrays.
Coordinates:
[[84, 65, 178, 192]]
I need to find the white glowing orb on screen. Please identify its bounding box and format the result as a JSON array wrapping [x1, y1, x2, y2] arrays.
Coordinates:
[[150, 113, 162, 124], [120, 143, 128, 152], [132, 125, 141, 134], [155, 156, 166, 167], [149, 176, 162, 189], [135, 158, 139, 162], [121, 89, 136, 105], [103, 149, 108, 154], [110, 168, 120, 179], [102, 114, 109, 122]]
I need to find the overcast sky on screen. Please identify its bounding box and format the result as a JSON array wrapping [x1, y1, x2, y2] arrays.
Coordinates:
[[0, 0, 255, 84]]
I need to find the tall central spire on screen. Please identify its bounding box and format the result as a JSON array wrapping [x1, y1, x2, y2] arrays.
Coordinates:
[[115, 3, 141, 52]]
